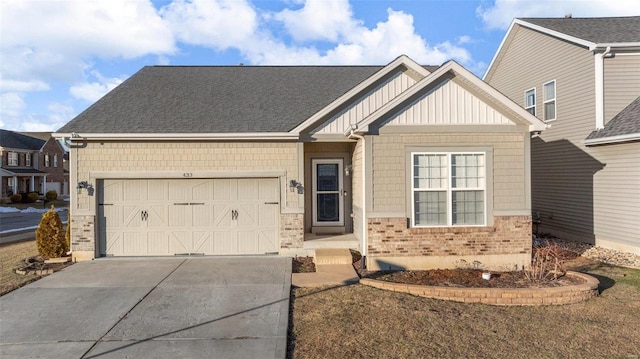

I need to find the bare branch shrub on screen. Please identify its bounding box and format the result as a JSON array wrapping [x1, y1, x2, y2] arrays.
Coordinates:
[[525, 241, 569, 281]]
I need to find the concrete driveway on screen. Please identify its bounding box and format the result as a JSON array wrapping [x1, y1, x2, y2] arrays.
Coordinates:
[[0, 257, 291, 358]]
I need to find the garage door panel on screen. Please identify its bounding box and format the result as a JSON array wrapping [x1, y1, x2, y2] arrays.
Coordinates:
[[100, 178, 279, 256]]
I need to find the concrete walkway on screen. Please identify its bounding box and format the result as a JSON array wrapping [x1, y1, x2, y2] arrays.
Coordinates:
[[0, 257, 291, 359], [292, 248, 359, 287]]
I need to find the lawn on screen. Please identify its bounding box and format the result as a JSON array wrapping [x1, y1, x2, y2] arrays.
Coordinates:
[[0, 240, 41, 295], [287, 259, 640, 358]]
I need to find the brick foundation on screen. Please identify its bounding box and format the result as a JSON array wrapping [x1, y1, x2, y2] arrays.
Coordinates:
[[367, 216, 532, 270], [280, 213, 304, 249]]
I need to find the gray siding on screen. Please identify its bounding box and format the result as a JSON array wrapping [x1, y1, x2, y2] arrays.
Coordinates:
[[604, 54, 640, 123], [487, 25, 640, 252], [591, 142, 640, 249]]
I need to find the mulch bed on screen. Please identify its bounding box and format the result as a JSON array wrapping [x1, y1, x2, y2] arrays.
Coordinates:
[[292, 256, 316, 273]]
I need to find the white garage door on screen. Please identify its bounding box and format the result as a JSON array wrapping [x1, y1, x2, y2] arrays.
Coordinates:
[[98, 178, 279, 256]]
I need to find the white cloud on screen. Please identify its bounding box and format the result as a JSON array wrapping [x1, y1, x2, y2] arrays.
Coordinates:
[[0, 79, 50, 92], [273, 0, 360, 42], [70, 72, 126, 102], [160, 0, 258, 50], [478, 0, 640, 29], [0, 93, 26, 120]]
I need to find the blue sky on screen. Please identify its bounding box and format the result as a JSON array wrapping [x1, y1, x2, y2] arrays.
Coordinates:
[[1, 0, 637, 132]]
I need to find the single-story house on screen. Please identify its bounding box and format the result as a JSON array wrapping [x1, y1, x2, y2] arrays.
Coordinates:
[[54, 55, 547, 270]]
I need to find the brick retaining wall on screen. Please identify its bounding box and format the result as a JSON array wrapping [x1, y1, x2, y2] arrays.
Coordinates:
[[360, 271, 599, 306]]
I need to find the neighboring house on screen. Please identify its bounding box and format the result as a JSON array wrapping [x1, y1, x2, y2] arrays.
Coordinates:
[[54, 55, 547, 269], [1, 130, 68, 197], [484, 16, 640, 255]]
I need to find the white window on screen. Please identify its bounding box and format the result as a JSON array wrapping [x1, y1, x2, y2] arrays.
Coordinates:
[[543, 80, 556, 121], [44, 153, 50, 167], [8, 152, 18, 166], [53, 154, 58, 168], [412, 152, 486, 227], [524, 88, 536, 116], [26, 153, 32, 167]]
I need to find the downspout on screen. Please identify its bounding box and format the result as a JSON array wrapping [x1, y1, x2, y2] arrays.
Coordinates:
[[594, 46, 611, 130], [347, 129, 367, 269]]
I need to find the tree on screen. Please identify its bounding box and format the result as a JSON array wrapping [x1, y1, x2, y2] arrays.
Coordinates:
[[36, 206, 68, 258]]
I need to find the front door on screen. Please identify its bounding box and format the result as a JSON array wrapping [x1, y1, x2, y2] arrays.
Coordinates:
[[312, 159, 344, 227]]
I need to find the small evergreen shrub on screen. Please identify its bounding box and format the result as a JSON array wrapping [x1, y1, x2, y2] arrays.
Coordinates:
[[36, 206, 68, 258], [45, 190, 58, 202], [27, 192, 39, 203], [65, 215, 71, 252], [10, 194, 22, 204]]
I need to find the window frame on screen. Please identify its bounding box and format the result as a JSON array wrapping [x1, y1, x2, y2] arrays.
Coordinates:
[[8, 152, 19, 166], [524, 87, 536, 116], [53, 154, 58, 168], [543, 80, 556, 122], [44, 153, 50, 167], [26, 153, 32, 167], [411, 151, 487, 228]]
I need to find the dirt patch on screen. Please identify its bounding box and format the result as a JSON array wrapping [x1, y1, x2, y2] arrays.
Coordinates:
[[15, 256, 73, 276], [292, 256, 315, 273]]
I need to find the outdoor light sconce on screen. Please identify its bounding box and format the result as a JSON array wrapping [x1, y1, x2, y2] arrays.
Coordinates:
[[344, 164, 353, 176], [77, 181, 94, 196], [289, 180, 304, 194]]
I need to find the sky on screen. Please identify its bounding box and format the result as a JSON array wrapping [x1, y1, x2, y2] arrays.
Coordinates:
[[1, 0, 638, 133]]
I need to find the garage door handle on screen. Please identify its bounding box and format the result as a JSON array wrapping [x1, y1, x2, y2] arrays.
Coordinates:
[[231, 210, 238, 220], [141, 211, 148, 221]]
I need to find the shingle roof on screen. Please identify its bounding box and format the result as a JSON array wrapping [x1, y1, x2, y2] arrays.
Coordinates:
[[586, 96, 640, 140], [0, 129, 45, 150], [519, 16, 640, 44], [57, 66, 394, 134]]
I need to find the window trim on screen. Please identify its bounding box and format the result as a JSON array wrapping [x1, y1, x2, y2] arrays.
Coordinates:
[[410, 151, 487, 228], [44, 153, 50, 167], [8, 152, 19, 166], [543, 80, 556, 122], [524, 87, 536, 116], [53, 154, 58, 168], [26, 153, 32, 167]]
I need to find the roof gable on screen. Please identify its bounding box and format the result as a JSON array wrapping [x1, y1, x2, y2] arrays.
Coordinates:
[[0, 129, 46, 150]]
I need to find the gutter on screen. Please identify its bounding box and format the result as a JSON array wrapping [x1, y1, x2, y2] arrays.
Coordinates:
[[346, 126, 367, 267], [52, 132, 299, 141], [584, 133, 640, 146]]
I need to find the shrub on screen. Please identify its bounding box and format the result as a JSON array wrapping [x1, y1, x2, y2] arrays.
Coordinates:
[[36, 206, 68, 258], [27, 192, 39, 203], [65, 215, 71, 251], [45, 190, 58, 202], [525, 241, 567, 281], [10, 194, 22, 204]]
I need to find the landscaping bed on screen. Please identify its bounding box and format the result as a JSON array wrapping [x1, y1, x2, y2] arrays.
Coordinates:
[[292, 256, 316, 273]]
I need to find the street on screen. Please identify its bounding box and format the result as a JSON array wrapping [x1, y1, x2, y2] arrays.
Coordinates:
[[0, 209, 68, 233]]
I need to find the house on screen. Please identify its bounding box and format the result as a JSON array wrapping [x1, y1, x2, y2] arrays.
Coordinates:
[[1, 129, 68, 197], [484, 16, 640, 255], [54, 55, 547, 269]]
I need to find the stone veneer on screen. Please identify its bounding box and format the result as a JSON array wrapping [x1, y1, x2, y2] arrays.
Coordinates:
[[367, 216, 532, 270]]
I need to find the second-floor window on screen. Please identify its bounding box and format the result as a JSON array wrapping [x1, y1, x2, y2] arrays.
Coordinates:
[[8, 152, 19, 166], [53, 154, 58, 168], [44, 153, 50, 167], [524, 88, 536, 115], [543, 80, 556, 121], [26, 153, 32, 167]]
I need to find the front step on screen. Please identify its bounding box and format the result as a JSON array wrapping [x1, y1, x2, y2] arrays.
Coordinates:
[[314, 248, 353, 265]]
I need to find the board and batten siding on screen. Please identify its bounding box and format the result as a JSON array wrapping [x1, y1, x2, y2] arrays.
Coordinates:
[[591, 143, 640, 252], [351, 139, 364, 242], [385, 79, 512, 126], [73, 141, 300, 212], [371, 132, 527, 215], [312, 68, 419, 134], [604, 53, 640, 123]]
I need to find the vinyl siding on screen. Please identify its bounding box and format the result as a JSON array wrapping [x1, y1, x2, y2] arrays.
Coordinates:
[[312, 68, 418, 134], [591, 142, 640, 249], [74, 141, 299, 212], [604, 53, 640, 123], [487, 25, 640, 251], [371, 132, 527, 214], [385, 79, 512, 126]]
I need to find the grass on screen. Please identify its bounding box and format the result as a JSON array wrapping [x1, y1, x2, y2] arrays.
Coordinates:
[[0, 240, 41, 295], [287, 259, 640, 358]]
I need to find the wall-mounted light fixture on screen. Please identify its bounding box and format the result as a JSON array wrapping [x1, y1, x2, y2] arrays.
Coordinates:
[[344, 164, 353, 176], [77, 181, 94, 196], [289, 180, 304, 194]]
